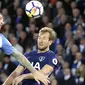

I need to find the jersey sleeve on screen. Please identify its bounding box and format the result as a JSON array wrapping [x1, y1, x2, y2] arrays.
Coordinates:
[[1, 35, 14, 55], [47, 54, 58, 68]]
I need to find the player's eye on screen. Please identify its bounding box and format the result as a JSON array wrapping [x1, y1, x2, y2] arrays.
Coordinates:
[[43, 37, 47, 40]]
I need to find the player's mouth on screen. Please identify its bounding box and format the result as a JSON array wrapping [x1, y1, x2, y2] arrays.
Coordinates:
[[39, 43, 43, 46]]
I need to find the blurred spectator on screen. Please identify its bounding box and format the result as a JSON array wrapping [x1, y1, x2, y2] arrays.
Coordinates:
[[52, 0, 63, 18], [65, 39, 74, 55], [32, 32, 38, 50], [47, 22, 53, 28], [64, 31, 73, 48], [62, 0, 72, 16], [56, 1, 63, 10], [12, 7, 28, 28], [64, 44, 79, 68], [74, 28, 84, 46], [29, 23, 37, 34], [2, 24, 14, 38], [76, 64, 85, 85], [7, 0, 20, 17], [10, 36, 23, 53], [54, 61, 71, 85], [62, 61, 70, 70], [58, 56, 64, 66], [53, 14, 67, 39], [73, 16, 85, 34], [53, 7, 66, 27], [79, 37, 85, 52], [51, 37, 60, 53], [0, 71, 7, 85], [25, 46, 33, 53], [76, 0, 85, 16], [72, 52, 82, 76], [64, 23, 72, 32], [60, 68, 76, 85], [42, 15, 49, 27], [2, 55, 17, 76], [18, 31, 31, 51], [15, 23, 24, 39], [1, 8, 11, 24], [9, 36, 23, 65], [56, 44, 65, 57], [70, 1, 77, 9], [72, 8, 80, 23]]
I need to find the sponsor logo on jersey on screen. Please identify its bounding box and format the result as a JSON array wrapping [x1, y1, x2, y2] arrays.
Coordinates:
[[31, 62, 40, 70]]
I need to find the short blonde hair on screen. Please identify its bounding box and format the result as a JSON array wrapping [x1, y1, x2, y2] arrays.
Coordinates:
[[39, 27, 57, 42]]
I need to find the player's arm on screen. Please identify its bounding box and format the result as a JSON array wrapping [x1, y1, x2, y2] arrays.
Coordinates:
[[12, 64, 53, 85], [11, 50, 49, 85], [40, 64, 53, 75], [12, 55, 58, 85], [11, 49, 36, 73], [2, 65, 24, 85], [2, 34, 36, 73], [22, 64, 53, 78], [17, 64, 53, 79]]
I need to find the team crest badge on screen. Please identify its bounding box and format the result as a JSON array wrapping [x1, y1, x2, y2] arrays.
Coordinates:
[[39, 56, 45, 62]]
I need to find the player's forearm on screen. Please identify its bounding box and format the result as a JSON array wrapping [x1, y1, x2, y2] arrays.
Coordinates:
[[11, 49, 36, 73], [20, 73, 34, 80], [3, 71, 17, 85], [20, 70, 47, 80]]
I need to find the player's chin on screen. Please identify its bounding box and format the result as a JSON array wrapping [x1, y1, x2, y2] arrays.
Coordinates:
[[38, 47, 44, 50], [38, 46, 46, 51]]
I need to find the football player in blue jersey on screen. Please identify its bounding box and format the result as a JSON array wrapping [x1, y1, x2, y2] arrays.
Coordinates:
[[0, 13, 49, 85], [3, 27, 58, 85]]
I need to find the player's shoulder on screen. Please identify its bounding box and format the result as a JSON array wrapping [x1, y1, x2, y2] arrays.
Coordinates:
[[47, 50, 58, 66], [48, 50, 56, 57], [29, 50, 37, 55], [24, 50, 37, 57]]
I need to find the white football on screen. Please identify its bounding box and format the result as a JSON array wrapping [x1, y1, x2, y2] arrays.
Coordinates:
[[25, 0, 44, 18]]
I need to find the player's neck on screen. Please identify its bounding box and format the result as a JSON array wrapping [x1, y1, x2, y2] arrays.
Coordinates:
[[38, 47, 49, 53]]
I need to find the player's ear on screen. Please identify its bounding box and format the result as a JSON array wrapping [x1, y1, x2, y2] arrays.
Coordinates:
[[49, 40, 53, 46]]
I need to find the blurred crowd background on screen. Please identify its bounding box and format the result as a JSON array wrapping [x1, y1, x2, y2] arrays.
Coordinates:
[[0, 0, 85, 85]]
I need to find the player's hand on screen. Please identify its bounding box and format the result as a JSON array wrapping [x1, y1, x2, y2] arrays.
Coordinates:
[[32, 70, 50, 85], [12, 76, 24, 85]]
